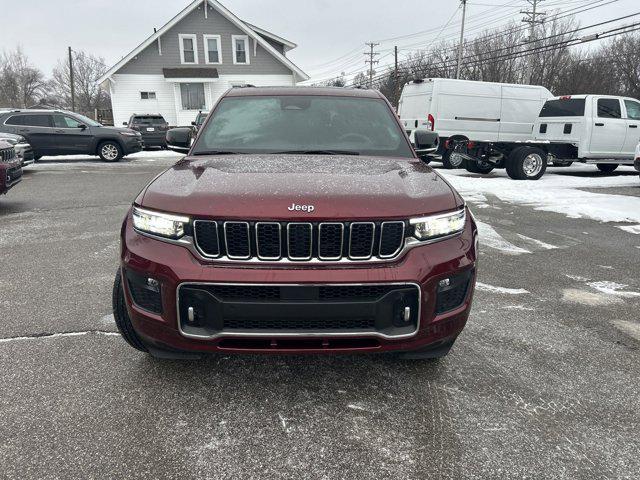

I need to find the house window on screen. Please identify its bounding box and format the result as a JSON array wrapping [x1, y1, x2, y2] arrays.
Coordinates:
[[180, 83, 205, 110], [140, 92, 157, 100], [232, 35, 250, 65], [203, 35, 222, 64], [179, 34, 198, 64]]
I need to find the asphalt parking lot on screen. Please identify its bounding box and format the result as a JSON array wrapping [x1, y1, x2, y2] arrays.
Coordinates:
[[1, 154, 639, 479]]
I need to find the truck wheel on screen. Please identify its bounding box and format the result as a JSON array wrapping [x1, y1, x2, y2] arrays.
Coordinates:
[[464, 159, 494, 174], [112, 269, 149, 353], [596, 163, 618, 173], [98, 141, 123, 162], [442, 149, 464, 169], [507, 147, 547, 180]]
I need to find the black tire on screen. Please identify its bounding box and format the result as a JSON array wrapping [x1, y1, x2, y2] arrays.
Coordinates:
[[464, 159, 494, 174], [98, 141, 123, 162], [506, 147, 547, 180], [441, 148, 465, 169], [596, 163, 618, 173], [398, 338, 456, 360], [112, 269, 149, 353]]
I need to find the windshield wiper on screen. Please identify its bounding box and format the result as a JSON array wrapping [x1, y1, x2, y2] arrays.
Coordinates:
[[274, 150, 360, 156], [191, 151, 242, 156]]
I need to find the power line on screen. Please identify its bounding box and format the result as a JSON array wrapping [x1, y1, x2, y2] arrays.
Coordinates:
[[522, 0, 546, 82]]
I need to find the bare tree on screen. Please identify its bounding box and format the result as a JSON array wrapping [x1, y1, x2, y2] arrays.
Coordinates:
[[0, 47, 47, 108], [51, 50, 110, 116]]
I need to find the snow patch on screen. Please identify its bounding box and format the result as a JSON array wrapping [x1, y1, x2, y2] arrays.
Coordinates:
[[565, 274, 590, 282], [442, 166, 640, 226], [612, 320, 640, 342], [0, 331, 119, 345], [476, 282, 529, 295], [562, 289, 624, 306], [516, 234, 558, 250], [587, 281, 640, 298], [476, 222, 531, 255], [617, 224, 640, 234]]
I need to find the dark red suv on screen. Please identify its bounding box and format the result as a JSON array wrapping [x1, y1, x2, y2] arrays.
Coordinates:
[[113, 87, 478, 359], [0, 140, 22, 196]]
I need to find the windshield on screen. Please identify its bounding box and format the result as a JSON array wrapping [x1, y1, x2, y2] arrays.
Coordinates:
[[133, 116, 166, 126], [192, 95, 413, 158]]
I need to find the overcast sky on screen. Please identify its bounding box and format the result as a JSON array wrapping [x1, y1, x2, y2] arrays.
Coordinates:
[[0, 0, 636, 82]]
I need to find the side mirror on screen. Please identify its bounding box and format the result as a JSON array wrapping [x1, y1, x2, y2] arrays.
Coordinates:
[[414, 129, 439, 154], [78, 124, 87, 130], [166, 127, 192, 153]]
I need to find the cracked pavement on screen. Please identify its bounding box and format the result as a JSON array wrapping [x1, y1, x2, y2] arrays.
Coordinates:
[[0, 155, 639, 479]]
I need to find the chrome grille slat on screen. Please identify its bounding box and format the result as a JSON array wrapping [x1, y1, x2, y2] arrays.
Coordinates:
[[287, 223, 313, 260], [318, 223, 344, 261], [256, 222, 282, 260], [224, 222, 251, 260], [348, 222, 375, 260], [379, 221, 406, 259]]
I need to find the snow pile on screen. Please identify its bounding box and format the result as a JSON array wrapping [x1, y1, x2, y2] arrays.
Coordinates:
[[441, 165, 640, 224]]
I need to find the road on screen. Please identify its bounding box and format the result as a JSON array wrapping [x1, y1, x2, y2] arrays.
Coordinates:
[[1, 154, 639, 479]]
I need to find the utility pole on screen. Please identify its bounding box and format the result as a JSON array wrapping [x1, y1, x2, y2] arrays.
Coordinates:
[[68, 46, 75, 112], [394, 46, 399, 97], [364, 42, 380, 89], [456, 0, 467, 79], [522, 0, 546, 83]]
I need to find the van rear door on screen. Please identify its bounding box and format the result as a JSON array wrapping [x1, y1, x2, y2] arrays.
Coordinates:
[[398, 83, 433, 136]]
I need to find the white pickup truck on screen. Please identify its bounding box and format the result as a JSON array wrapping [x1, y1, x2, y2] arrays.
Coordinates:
[[461, 95, 640, 180]]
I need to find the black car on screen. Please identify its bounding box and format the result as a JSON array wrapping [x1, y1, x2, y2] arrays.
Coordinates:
[[123, 114, 169, 149], [0, 109, 143, 162], [0, 132, 34, 166]]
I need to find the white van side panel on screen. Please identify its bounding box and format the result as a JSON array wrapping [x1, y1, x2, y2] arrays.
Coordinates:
[[434, 80, 502, 141], [499, 86, 550, 142]]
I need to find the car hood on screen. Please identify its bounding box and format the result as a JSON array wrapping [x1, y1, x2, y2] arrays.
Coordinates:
[[101, 126, 137, 135], [140, 155, 463, 220]]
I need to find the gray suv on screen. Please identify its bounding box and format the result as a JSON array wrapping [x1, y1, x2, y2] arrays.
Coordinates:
[[0, 109, 143, 162]]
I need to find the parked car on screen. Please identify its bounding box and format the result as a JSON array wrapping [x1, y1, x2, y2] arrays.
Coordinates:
[[123, 114, 169, 149], [191, 110, 209, 135], [0, 140, 23, 196], [113, 86, 476, 360], [398, 78, 552, 168], [0, 109, 143, 162], [462, 95, 640, 180], [0, 132, 34, 166]]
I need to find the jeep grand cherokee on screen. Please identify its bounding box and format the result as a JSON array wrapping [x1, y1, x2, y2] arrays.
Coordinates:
[[113, 87, 478, 359]]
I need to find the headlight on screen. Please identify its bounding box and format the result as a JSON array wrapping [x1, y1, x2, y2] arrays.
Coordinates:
[[410, 209, 466, 241], [2, 138, 18, 146], [132, 207, 190, 239], [120, 131, 137, 137]]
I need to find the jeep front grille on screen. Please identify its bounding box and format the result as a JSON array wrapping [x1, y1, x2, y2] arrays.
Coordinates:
[[193, 220, 407, 262], [0, 147, 16, 162]]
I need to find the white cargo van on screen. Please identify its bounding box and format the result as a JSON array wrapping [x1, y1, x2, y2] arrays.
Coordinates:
[[398, 78, 552, 168], [460, 95, 640, 180]]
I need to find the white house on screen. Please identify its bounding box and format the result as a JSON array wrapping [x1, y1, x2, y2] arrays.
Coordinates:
[[98, 0, 309, 127]]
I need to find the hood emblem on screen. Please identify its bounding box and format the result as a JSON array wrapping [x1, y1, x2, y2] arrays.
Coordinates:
[[288, 203, 315, 213]]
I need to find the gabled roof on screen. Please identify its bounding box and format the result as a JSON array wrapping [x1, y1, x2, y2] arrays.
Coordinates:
[[97, 0, 308, 85], [243, 22, 297, 51]]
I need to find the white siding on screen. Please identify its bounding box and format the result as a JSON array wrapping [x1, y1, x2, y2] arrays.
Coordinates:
[[110, 73, 295, 127]]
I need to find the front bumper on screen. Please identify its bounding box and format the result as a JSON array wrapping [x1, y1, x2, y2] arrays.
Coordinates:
[[122, 137, 144, 155], [120, 209, 478, 354], [0, 160, 23, 194], [15, 143, 34, 166]]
